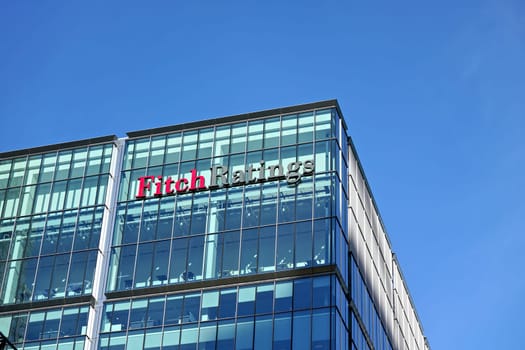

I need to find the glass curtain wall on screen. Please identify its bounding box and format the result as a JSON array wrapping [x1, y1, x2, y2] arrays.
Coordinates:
[[0, 143, 113, 305], [0, 305, 89, 349], [107, 108, 347, 293], [99, 275, 343, 350], [104, 107, 351, 349]]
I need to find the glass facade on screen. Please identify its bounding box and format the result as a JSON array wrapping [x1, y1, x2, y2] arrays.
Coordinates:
[[0, 101, 430, 350], [0, 144, 113, 306], [0, 305, 89, 349], [99, 275, 341, 349]]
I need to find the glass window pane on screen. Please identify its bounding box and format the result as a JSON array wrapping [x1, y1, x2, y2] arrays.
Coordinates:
[[240, 228, 257, 275], [273, 313, 291, 350], [165, 296, 183, 325], [258, 226, 275, 273], [118, 245, 136, 290], [190, 193, 208, 235], [281, 115, 297, 146], [65, 178, 82, 209], [214, 126, 230, 157], [49, 181, 67, 212], [182, 293, 200, 323], [0, 160, 12, 189], [243, 184, 260, 228], [235, 317, 253, 350], [264, 118, 280, 148], [230, 123, 247, 154], [293, 278, 312, 310], [186, 236, 204, 281], [169, 238, 188, 283], [33, 256, 54, 301], [224, 188, 242, 231], [313, 276, 331, 308], [61, 308, 80, 337], [55, 152, 72, 181], [112, 301, 131, 331], [123, 141, 135, 171], [41, 213, 60, 254], [260, 183, 276, 225], [201, 291, 219, 321], [314, 219, 330, 265], [312, 309, 331, 348], [86, 146, 103, 176], [135, 243, 153, 288], [298, 112, 314, 143], [26, 311, 45, 341], [123, 202, 141, 244], [50, 253, 69, 297], [26, 214, 45, 256], [315, 109, 332, 140], [274, 281, 292, 313], [127, 329, 145, 349], [140, 201, 159, 242], [221, 231, 239, 276], [292, 310, 311, 350], [129, 299, 148, 329], [296, 177, 313, 221], [218, 289, 237, 319], [198, 128, 214, 159], [149, 136, 166, 167], [255, 284, 273, 315], [152, 242, 169, 286], [67, 251, 89, 295], [217, 320, 235, 349], [181, 131, 198, 161], [4, 188, 20, 218], [133, 138, 150, 169], [23, 156, 41, 187], [174, 196, 191, 237], [180, 324, 198, 348], [199, 322, 217, 349], [39, 154, 57, 183], [70, 149, 87, 178], [81, 176, 99, 207], [162, 325, 181, 347], [254, 315, 272, 350], [165, 133, 181, 164], [237, 287, 255, 317], [276, 223, 293, 270], [97, 174, 109, 205], [144, 331, 162, 349], [295, 221, 312, 268], [247, 120, 263, 151], [18, 186, 36, 216]]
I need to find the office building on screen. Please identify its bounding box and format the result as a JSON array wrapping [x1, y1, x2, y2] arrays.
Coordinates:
[[0, 100, 430, 349]]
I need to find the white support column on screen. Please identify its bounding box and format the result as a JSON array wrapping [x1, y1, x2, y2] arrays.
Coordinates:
[[85, 139, 125, 350]]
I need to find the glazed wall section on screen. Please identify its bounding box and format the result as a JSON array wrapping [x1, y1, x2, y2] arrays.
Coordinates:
[[0, 141, 116, 349], [0, 305, 89, 349], [347, 142, 429, 350], [107, 109, 346, 293], [101, 106, 351, 350], [99, 275, 346, 349], [0, 144, 114, 305]]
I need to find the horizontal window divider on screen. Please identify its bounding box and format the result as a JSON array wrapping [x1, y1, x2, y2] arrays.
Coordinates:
[[0, 295, 94, 313], [105, 264, 337, 301]]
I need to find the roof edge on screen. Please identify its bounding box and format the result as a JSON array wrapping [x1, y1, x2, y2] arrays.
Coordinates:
[[127, 99, 343, 138], [0, 135, 118, 159]]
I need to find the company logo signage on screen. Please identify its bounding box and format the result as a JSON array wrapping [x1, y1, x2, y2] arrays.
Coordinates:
[[136, 160, 314, 199]]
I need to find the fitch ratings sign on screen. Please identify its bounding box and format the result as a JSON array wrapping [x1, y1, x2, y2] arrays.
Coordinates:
[[136, 159, 314, 199]]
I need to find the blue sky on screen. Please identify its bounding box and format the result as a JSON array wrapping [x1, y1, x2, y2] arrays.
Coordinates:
[[1, 1, 524, 349]]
